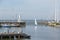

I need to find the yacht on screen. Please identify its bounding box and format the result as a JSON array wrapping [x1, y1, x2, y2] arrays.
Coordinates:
[[48, 0, 60, 26]]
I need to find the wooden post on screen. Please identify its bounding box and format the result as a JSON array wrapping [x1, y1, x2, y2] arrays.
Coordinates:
[[9, 36, 11, 40], [18, 35, 20, 40]]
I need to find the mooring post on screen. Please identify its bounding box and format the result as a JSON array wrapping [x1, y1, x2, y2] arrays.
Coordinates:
[[9, 36, 11, 40], [18, 35, 20, 39]]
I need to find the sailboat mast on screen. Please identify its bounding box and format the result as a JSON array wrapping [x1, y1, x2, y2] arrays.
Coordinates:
[[54, 0, 57, 22], [54, 0, 56, 22], [17, 8, 21, 22], [54, 0, 59, 22]]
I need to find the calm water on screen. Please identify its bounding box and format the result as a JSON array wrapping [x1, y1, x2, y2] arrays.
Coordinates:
[[0, 20, 60, 40]]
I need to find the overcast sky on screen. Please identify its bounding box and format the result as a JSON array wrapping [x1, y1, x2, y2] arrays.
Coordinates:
[[0, 0, 60, 20]]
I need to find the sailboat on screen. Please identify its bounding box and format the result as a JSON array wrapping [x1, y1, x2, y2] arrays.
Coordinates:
[[48, 0, 60, 26], [17, 15, 21, 22], [35, 18, 37, 26]]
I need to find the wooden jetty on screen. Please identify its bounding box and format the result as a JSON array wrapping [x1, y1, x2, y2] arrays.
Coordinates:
[[0, 32, 30, 39]]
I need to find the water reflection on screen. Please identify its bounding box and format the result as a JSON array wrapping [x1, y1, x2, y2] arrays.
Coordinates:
[[14, 36, 17, 40], [0, 24, 60, 40], [34, 26, 37, 31]]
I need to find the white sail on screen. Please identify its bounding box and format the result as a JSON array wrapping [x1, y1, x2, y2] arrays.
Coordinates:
[[35, 18, 37, 26]]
